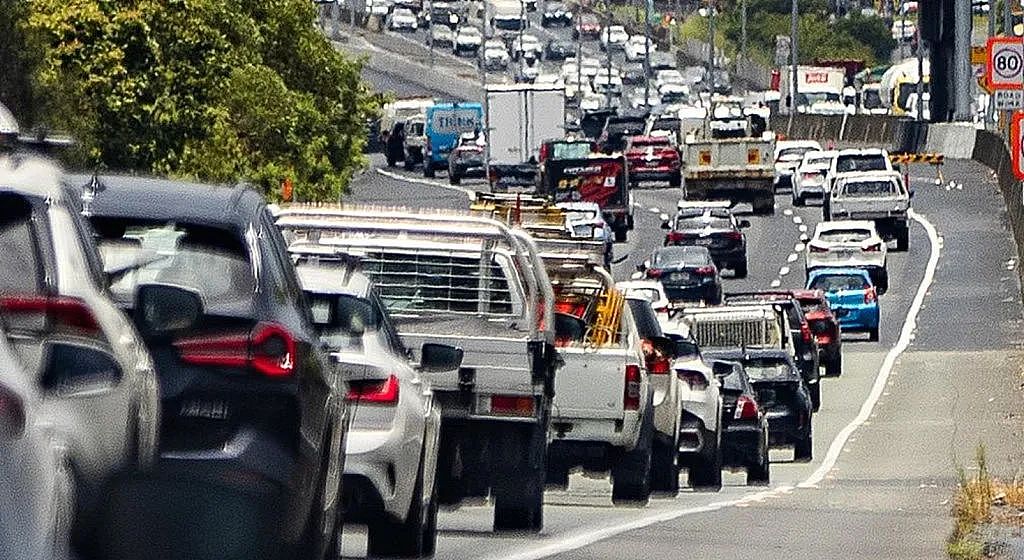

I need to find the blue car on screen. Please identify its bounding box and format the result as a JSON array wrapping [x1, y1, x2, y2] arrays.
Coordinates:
[[805, 267, 880, 341]]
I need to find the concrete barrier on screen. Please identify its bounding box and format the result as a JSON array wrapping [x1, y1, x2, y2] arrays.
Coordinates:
[[923, 123, 977, 158]]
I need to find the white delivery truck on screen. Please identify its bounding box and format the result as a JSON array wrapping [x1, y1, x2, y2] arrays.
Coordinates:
[[486, 83, 565, 192], [778, 66, 847, 115]]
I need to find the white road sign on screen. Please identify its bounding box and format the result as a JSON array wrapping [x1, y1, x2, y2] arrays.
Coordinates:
[[995, 90, 1024, 110], [988, 37, 1024, 89]]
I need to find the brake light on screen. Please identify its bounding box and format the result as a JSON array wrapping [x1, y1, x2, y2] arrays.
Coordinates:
[[624, 364, 641, 410], [808, 244, 828, 253], [734, 395, 759, 420], [800, 322, 812, 344], [678, 369, 708, 391], [665, 232, 686, 244], [725, 231, 743, 241], [815, 333, 832, 345], [648, 356, 671, 375], [175, 322, 297, 378], [0, 385, 25, 441], [646, 268, 663, 278], [490, 395, 535, 416], [654, 306, 668, 314], [0, 295, 101, 336], [347, 375, 400, 404], [864, 243, 882, 252], [802, 172, 818, 181], [864, 287, 877, 304], [695, 266, 716, 276]]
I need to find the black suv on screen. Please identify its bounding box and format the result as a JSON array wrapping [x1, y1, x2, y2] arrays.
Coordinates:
[[73, 175, 347, 560], [661, 204, 750, 278]]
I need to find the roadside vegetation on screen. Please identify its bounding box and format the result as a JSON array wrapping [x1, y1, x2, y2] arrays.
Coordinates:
[[949, 446, 1024, 560], [0, 0, 377, 201]]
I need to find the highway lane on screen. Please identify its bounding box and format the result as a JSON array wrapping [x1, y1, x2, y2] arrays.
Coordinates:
[[335, 156, 1024, 559]]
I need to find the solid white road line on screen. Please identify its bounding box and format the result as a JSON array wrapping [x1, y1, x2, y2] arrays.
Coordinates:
[[375, 168, 477, 198], [481, 209, 942, 560]]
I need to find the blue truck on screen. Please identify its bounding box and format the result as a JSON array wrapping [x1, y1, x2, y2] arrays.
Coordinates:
[[423, 102, 484, 178]]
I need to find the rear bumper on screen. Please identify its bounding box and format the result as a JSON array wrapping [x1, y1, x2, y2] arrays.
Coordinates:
[[662, 282, 719, 303], [450, 164, 486, 177], [549, 410, 642, 450], [765, 412, 810, 446], [832, 304, 879, 331]]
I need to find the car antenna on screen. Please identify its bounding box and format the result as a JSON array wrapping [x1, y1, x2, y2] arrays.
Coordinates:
[[80, 166, 107, 217]]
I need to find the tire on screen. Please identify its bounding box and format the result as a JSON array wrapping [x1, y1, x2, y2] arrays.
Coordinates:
[[614, 227, 628, 243], [868, 327, 880, 342], [650, 438, 680, 495], [449, 174, 461, 185], [545, 458, 570, 490], [423, 162, 435, 178], [733, 261, 748, 279], [367, 454, 436, 558], [793, 433, 813, 462], [687, 428, 722, 491], [611, 411, 654, 505], [746, 437, 770, 486], [403, 157, 414, 171], [792, 191, 804, 206], [895, 226, 910, 252], [825, 353, 842, 377], [877, 268, 889, 294], [809, 382, 821, 413], [669, 172, 681, 188], [387, 154, 397, 167], [753, 196, 774, 216], [298, 428, 343, 560], [492, 424, 545, 532]]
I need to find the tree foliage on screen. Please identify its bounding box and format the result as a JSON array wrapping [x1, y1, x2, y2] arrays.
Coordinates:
[[8, 0, 375, 201]]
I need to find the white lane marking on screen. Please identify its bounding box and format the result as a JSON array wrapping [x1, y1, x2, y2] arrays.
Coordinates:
[[792, 216, 803, 225], [787, 253, 798, 263], [794, 243, 805, 252], [649, 207, 661, 214], [799, 208, 941, 488], [783, 209, 793, 216], [375, 168, 476, 197], [799, 224, 808, 233], [483, 210, 943, 560], [779, 266, 791, 276], [770, 279, 782, 288]]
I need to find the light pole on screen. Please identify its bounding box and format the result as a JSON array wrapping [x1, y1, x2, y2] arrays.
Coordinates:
[[707, 0, 715, 94], [915, 0, 924, 122], [740, 0, 747, 70], [788, 0, 798, 133], [643, 0, 651, 106], [576, 10, 583, 105], [605, 6, 613, 107]]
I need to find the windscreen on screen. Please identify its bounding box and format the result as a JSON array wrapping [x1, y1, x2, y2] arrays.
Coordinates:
[[779, 147, 815, 161], [835, 155, 888, 173], [623, 288, 661, 303], [818, 229, 871, 243], [743, 358, 795, 381], [92, 219, 256, 315], [552, 142, 592, 159], [676, 216, 731, 230], [652, 248, 706, 267], [0, 195, 42, 295], [809, 274, 869, 292], [841, 180, 897, 197]]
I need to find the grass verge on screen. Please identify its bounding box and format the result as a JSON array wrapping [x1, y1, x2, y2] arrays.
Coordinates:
[[948, 445, 1024, 560]]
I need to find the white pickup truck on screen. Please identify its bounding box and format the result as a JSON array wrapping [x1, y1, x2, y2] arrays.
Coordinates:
[[275, 206, 558, 532], [825, 169, 912, 252], [541, 241, 657, 504]]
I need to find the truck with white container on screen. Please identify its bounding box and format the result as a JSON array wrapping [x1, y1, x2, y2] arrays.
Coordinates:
[[778, 66, 848, 115], [485, 83, 566, 192]]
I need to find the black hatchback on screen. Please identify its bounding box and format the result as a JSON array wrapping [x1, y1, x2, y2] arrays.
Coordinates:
[[703, 357, 770, 486], [543, 39, 574, 61], [73, 176, 347, 560], [637, 246, 722, 305]]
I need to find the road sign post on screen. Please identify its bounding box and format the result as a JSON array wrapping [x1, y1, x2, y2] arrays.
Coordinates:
[[1011, 111, 1024, 181]]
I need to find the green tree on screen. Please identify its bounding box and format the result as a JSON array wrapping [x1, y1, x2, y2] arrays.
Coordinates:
[[835, 13, 896, 63], [18, 0, 375, 201]]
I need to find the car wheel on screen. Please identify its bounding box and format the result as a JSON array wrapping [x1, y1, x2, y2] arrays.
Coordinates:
[[367, 454, 435, 558], [611, 408, 654, 505], [793, 191, 804, 206], [733, 261, 748, 279], [403, 157, 414, 171], [423, 162, 435, 178], [809, 382, 821, 413], [895, 227, 910, 252], [687, 427, 722, 491], [493, 423, 546, 532], [868, 327, 880, 342], [614, 227, 628, 243], [669, 172, 681, 188], [650, 437, 680, 495], [793, 433, 813, 462], [825, 353, 842, 377], [545, 458, 570, 491], [753, 196, 774, 215], [746, 436, 770, 486], [449, 173, 461, 185]]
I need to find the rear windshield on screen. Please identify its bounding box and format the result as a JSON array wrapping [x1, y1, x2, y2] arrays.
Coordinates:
[[835, 155, 888, 173], [779, 147, 815, 160], [0, 195, 42, 295], [743, 358, 794, 381], [809, 274, 869, 292], [623, 287, 661, 303], [841, 180, 897, 197], [818, 229, 871, 243], [653, 248, 707, 267], [92, 219, 256, 314], [552, 142, 592, 159], [676, 217, 732, 230]]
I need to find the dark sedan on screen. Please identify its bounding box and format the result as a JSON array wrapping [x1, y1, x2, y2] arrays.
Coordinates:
[[638, 246, 722, 304], [543, 39, 575, 61], [717, 349, 814, 462], [704, 358, 770, 485], [662, 203, 749, 278]]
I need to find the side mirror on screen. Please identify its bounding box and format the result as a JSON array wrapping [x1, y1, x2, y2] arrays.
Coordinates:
[[711, 361, 733, 378], [738, 219, 751, 229], [41, 341, 122, 396], [636, 261, 649, 272], [133, 284, 203, 337], [420, 343, 465, 373]]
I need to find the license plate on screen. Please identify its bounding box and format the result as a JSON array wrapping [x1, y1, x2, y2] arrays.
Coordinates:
[[180, 400, 229, 420], [669, 272, 692, 282], [695, 238, 714, 246]]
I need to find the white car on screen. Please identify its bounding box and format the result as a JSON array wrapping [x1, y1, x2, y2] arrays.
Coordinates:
[[369, 0, 392, 16], [593, 71, 623, 96], [792, 149, 837, 206], [481, 40, 511, 69], [623, 35, 656, 62], [516, 59, 540, 82], [580, 56, 602, 78], [512, 33, 543, 60], [892, 19, 916, 42], [805, 220, 889, 292], [579, 92, 606, 111], [388, 7, 419, 31], [429, 24, 455, 48], [655, 69, 686, 91], [296, 263, 443, 557], [773, 140, 822, 191], [600, 25, 630, 50], [825, 147, 893, 193], [628, 91, 659, 109], [453, 25, 483, 56], [657, 83, 690, 104], [661, 320, 723, 490]]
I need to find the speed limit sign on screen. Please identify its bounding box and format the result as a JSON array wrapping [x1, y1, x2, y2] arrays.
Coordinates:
[[1011, 112, 1024, 181], [987, 37, 1024, 90]]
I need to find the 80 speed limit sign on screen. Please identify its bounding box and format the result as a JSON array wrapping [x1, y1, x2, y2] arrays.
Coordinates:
[[987, 37, 1024, 90]]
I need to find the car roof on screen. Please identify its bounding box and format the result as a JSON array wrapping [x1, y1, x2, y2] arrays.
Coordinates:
[[836, 148, 888, 156], [703, 347, 791, 361], [807, 267, 872, 279], [0, 155, 66, 201], [835, 170, 901, 182], [65, 173, 262, 227], [814, 219, 877, 232]]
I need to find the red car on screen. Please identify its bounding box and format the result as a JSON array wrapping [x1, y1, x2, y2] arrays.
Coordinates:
[[625, 135, 681, 187], [791, 289, 843, 377], [574, 14, 601, 39]]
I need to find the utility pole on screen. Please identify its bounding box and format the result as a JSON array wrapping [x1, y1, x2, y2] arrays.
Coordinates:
[[576, 10, 583, 106], [740, 0, 747, 67], [915, 0, 923, 122], [1006, 0, 1014, 37], [606, 6, 613, 107], [643, 0, 651, 106], [952, 0, 972, 121], [788, 0, 798, 133], [707, 0, 715, 94]]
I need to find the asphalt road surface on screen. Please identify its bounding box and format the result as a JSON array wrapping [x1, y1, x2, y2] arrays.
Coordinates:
[[343, 154, 1024, 559]]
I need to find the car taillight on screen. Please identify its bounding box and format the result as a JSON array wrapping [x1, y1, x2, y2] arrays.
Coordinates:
[[347, 375, 400, 404], [802, 172, 818, 181], [725, 231, 743, 241], [864, 243, 882, 252], [734, 395, 759, 420], [695, 265, 716, 276], [490, 395, 535, 416], [678, 369, 707, 391], [801, 322, 812, 344], [816, 333, 833, 345], [648, 356, 671, 375], [654, 306, 668, 314], [646, 268, 663, 278], [624, 364, 641, 410], [809, 244, 828, 253], [174, 322, 297, 378], [864, 287, 877, 304], [665, 232, 685, 244], [0, 295, 102, 337], [0, 385, 26, 441]]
